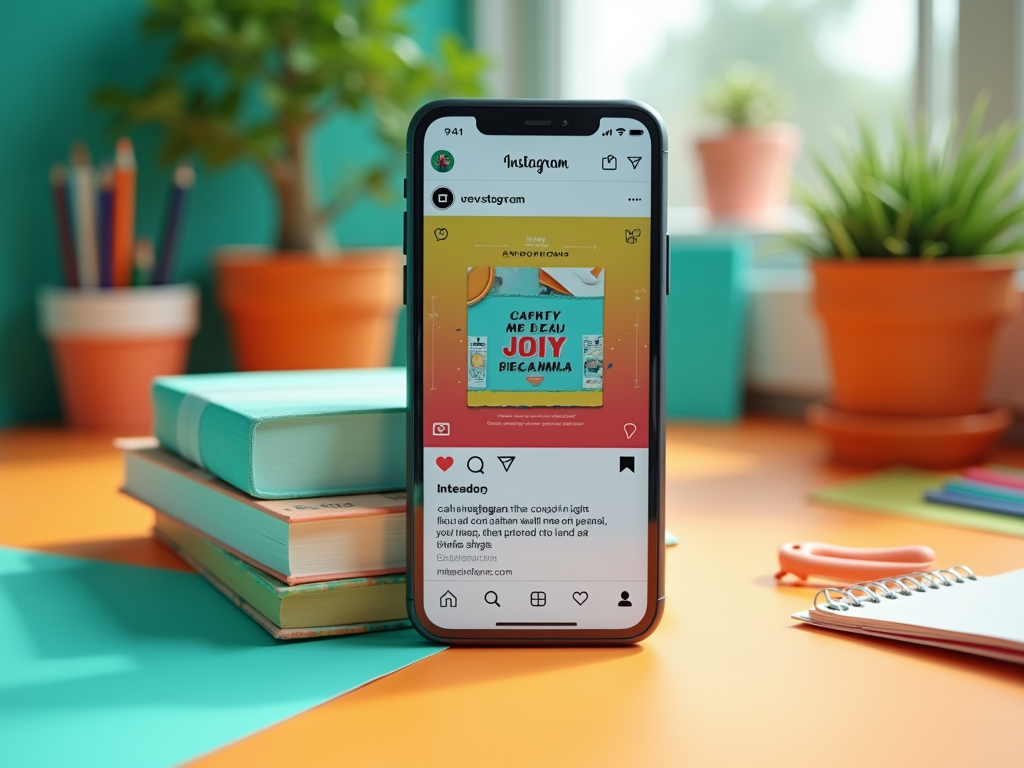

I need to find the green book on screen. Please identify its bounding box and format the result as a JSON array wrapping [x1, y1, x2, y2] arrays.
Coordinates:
[[121, 444, 406, 584], [152, 368, 405, 499], [810, 467, 1024, 538], [154, 512, 410, 640]]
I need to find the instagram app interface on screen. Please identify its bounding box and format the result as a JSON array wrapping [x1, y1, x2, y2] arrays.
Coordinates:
[[422, 116, 652, 630]]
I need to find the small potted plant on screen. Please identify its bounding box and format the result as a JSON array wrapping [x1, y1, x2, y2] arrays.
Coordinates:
[[791, 100, 1024, 467], [97, 0, 485, 370], [697, 62, 800, 228]]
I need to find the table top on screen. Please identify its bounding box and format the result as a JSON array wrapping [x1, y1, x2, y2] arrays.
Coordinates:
[[3, 419, 1023, 768]]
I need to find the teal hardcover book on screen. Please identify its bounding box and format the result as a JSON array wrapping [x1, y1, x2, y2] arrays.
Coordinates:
[[152, 368, 405, 499]]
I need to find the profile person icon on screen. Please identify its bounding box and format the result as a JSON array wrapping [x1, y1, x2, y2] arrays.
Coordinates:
[[617, 591, 632, 607]]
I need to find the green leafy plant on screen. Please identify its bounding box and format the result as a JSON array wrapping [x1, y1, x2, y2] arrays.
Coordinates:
[[703, 61, 785, 129], [791, 98, 1024, 260], [96, 0, 486, 254]]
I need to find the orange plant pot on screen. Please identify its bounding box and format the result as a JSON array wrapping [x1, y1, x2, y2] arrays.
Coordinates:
[[216, 250, 403, 371], [696, 124, 800, 228], [50, 337, 192, 429], [807, 403, 1013, 469], [812, 259, 1020, 417], [38, 285, 200, 430]]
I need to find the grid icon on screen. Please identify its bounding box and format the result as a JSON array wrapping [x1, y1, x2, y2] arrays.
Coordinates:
[[530, 591, 547, 607]]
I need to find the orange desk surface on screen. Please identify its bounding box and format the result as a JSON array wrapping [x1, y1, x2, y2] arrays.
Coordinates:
[[2, 419, 1023, 768]]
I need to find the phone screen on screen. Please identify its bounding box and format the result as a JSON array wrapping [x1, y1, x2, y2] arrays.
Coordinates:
[[418, 113, 655, 632]]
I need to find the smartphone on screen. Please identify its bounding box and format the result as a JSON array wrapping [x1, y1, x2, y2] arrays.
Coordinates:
[[404, 100, 666, 644]]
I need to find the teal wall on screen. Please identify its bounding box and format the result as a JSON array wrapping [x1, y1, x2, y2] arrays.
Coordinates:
[[0, 0, 468, 426]]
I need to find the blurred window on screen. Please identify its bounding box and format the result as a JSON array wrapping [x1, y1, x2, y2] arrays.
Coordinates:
[[559, 0, 957, 210]]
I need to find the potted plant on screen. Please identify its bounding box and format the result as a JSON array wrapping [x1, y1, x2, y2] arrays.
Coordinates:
[[791, 100, 1024, 467], [97, 0, 485, 370], [697, 62, 800, 228]]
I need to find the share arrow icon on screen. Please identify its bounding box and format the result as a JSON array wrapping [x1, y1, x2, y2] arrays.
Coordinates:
[[627, 156, 642, 169], [497, 456, 516, 472]]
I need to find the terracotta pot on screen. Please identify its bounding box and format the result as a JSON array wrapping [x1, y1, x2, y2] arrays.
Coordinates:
[[216, 249, 403, 371], [812, 259, 1020, 416], [38, 285, 199, 429], [808, 403, 1013, 469], [696, 123, 800, 228], [810, 258, 1020, 467]]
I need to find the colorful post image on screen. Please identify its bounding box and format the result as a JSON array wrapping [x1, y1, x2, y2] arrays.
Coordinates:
[[466, 267, 604, 407]]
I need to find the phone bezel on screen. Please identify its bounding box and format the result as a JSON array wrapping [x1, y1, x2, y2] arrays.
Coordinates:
[[405, 100, 666, 645]]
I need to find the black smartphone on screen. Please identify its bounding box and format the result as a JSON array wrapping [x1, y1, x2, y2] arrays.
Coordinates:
[[404, 100, 666, 644]]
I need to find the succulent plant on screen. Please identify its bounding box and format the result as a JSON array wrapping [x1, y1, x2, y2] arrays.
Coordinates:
[[792, 97, 1024, 259], [703, 61, 785, 130]]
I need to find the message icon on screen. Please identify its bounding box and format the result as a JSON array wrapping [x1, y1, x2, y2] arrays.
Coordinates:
[[434, 228, 449, 241], [624, 229, 641, 244]]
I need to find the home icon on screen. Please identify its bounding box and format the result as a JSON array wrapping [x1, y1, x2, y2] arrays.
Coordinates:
[[439, 590, 457, 608]]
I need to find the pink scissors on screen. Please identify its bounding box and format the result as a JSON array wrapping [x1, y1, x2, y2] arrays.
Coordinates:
[[776, 541, 936, 584]]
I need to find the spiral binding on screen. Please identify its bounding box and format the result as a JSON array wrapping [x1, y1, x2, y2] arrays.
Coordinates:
[[813, 566, 977, 612]]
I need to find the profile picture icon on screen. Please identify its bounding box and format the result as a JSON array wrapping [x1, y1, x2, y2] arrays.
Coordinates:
[[431, 187, 454, 210], [431, 150, 455, 173]]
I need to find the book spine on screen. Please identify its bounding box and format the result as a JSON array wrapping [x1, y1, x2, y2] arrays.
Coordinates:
[[152, 380, 258, 495], [152, 380, 184, 455], [194, 402, 259, 496]]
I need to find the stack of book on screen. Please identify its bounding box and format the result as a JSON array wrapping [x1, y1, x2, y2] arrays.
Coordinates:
[[120, 368, 409, 639]]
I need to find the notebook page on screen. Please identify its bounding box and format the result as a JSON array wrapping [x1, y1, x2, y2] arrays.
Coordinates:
[[816, 569, 1024, 647]]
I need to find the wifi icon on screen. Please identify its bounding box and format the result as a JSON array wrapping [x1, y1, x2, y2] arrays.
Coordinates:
[[616, 128, 626, 136]]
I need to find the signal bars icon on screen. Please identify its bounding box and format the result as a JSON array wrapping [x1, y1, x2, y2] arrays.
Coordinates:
[[602, 128, 613, 136]]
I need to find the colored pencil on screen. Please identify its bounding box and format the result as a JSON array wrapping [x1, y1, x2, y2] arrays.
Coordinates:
[[112, 137, 137, 288], [946, 477, 1024, 503], [70, 142, 99, 287], [154, 163, 194, 285], [964, 466, 1024, 492], [98, 166, 115, 288], [132, 237, 156, 287], [49, 165, 78, 287], [925, 488, 1024, 518]]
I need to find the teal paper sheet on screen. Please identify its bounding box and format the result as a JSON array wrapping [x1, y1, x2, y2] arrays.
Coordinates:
[[0, 546, 443, 768]]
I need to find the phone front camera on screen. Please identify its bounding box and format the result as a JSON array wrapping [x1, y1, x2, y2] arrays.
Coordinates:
[[561, 119, 568, 127]]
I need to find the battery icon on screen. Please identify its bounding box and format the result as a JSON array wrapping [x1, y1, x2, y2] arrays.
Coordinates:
[[629, 129, 644, 136]]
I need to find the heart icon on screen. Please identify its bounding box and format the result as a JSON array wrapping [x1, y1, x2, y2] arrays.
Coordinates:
[[572, 591, 588, 605], [434, 228, 448, 241], [436, 456, 454, 471], [623, 423, 637, 439]]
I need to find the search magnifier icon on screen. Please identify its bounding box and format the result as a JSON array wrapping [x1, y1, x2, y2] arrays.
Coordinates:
[[467, 456, 485, 474], [484, 591, 500, 607]]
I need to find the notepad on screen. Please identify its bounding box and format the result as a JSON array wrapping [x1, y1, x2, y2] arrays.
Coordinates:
[[794, 567, 1024, 664]]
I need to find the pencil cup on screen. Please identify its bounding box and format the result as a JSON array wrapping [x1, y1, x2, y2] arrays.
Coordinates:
[[38, 284, 199, 429]]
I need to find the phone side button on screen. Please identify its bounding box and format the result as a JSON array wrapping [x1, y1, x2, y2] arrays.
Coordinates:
[[403, 178, 407, 198], [665, 235, 671, 296], [403, 264, 407, 305], [403, 212, 407, 255]]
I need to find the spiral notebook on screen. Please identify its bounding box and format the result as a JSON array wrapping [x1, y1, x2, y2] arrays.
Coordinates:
[[793, 567, 1024, 664]]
